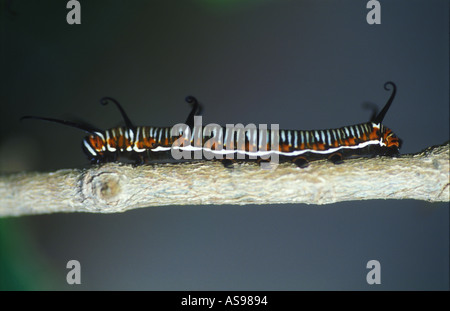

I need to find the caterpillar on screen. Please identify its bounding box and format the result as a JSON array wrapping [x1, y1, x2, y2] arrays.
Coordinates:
[[21, 81, 401, 168]]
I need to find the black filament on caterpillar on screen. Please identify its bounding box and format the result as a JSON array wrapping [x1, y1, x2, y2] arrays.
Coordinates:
[[21, 81, 401, 168]]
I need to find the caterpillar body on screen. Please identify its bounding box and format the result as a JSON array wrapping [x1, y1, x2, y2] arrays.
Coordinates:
[[21, 82, 401, 168]]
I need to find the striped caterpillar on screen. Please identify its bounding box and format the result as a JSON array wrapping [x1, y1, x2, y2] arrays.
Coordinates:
[[21, 82, 401, 168]]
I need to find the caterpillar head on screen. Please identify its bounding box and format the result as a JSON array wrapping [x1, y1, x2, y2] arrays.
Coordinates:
[[379, 125, 402, 156]]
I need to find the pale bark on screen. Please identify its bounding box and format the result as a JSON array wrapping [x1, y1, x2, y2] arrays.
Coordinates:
[[0, 142, 448, 217]]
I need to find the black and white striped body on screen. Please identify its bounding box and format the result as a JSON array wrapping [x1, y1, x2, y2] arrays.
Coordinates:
[[82, 121, 400, 164]]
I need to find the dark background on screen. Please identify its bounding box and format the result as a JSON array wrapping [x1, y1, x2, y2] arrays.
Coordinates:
[[0, 0, 448, 290]]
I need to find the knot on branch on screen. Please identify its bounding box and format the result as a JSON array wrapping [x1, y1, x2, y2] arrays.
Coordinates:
[[80, 164, 129, 212]]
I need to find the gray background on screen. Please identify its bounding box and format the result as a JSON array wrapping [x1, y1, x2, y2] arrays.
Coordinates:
[[0, 0, 448, 290]]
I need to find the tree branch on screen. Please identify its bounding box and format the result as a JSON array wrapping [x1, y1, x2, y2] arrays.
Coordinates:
[[0, 142, 448, 217]]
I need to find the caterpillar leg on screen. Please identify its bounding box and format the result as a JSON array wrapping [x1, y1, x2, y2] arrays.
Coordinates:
[[132, 153, 147, 166], [293, 156, 309, 168], [328, 152, 344, 165], [90, 152, 116, 164], [221, 158, 234, 168], [256, 158, 271, 167], [90, 157, 101, 165]]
